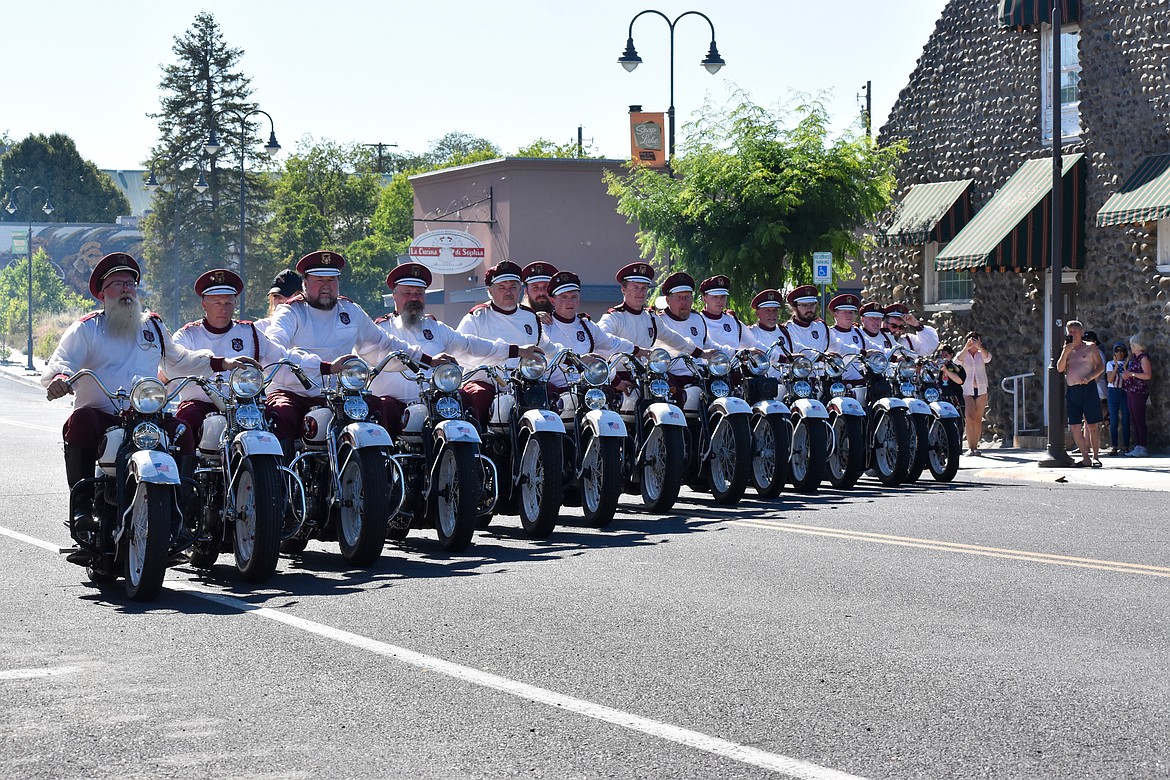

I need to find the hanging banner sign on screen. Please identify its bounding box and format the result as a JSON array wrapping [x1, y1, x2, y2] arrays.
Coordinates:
[[629, 111, 666, 167], [408, 229, 485, 275]]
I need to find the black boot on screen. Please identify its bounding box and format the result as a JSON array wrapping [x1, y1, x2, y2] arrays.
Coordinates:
[[63, 445, 98, 532]]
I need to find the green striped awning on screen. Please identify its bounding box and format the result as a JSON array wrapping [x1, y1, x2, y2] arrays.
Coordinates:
[[999, 0, 1079, 29], [879, 180, 973, 247], [1096, 155, 1170, 227], [936, 154, 1085, 272]]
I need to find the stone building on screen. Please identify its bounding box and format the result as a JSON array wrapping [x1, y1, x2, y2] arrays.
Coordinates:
[[864, 0, 1170, 449]]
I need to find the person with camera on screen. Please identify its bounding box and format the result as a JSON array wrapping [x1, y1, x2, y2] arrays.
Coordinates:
[[937, 343, 967, 413], [1105, 341, 1132, 455], [959, 330, 992, 456], [1056, 320, 1105, 467]]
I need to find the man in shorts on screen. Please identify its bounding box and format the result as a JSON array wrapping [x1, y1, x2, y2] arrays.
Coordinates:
[[1056, 320, 1105, 467]]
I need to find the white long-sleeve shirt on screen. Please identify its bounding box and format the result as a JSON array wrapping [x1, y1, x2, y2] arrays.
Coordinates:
[[656, 310, 715, 377], [894, 325, 940, 357], [701, 310, 756, 351], [456, 302, 541, 369], [595, 304, 703, 355], [827, 325, 866, 381], [778, 318, 830, 357]]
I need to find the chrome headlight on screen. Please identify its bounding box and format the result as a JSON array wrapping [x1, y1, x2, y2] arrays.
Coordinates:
[[925, 387, 940, 402], [431, 363, 463, 393], [132, 422, 164, 450], [338, 358, 370, 391], [710, 379, 730, 398], [829, 382, 847, 397], [130, 378, 167, 414], [791, 356, 813, 380], [343, 396, 369, 420], [235, 403, 264, 430], [580, 355, 609, 386], [647, 348, 671, 374], [435, 396, 462, 419], [745, 351, 770, 376], [897, 362, 917, 381], [519, 352, 548, 381], [900, 382, 916, 397], [229, 365, 263, 398], [649, 378, 671, 399], [584, 388, 608, 410], [794, 380, 813, 398], [920, 366, 940, 384], [708, 350, 731, 377], [824, 355, 845, 379], [865, 352, 889, 373]]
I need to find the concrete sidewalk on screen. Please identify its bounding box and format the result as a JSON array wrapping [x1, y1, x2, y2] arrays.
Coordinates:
[[0, 348, 46, 390]]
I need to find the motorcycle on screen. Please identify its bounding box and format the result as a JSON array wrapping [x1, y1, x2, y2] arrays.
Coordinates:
[[60, 370, 191, 601], [858, 348, 913, 486], [283, 356, 403, 566], [673, 351, 753, 504], [611, 348, 687, 513], [886, 346, 937, 484], [900, 352, 963, 482], [814, 351, 869, 490], [731, 348, 792, 498], [377, 352, 493, 552], [772, 346, 831, 494]]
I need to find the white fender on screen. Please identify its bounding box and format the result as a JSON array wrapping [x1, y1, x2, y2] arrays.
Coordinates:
[[233, 429, 283, 458], [791, 398, 830, 419], [303, 407, 334, 446], [128, 449, 181, 485], [489, 393, 516, 427], [434, 418, 481, 444], [930, 400, 962, 419], [683, 384, 704, 411], [645, 402, 686, 427], [341, 421, 393, 449], [871, 396, 909, 413], [198, 413, 227, 455], [827, 396, 866, 417], [584, 408, 628, 438], [752, 399, 789, 418], [520, 408, 566, 435], [401, 402, 428, 436], [97, 426, 125, 475], [709, 396, 751, 416], [905, 398, 933, 416]]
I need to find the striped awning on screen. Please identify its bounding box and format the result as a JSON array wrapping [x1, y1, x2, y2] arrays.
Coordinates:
[[935, 154, 1085, 272], [999, 0, 1079, 29], [1096, 154, 1170, 227], [879, 180, 973, 247]]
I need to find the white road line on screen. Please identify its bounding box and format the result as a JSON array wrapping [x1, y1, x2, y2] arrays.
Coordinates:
[[0, 666, 81, 681], [0, 526, 67, 553], [0, 418, 56, 432], [2, 525, 868, 780]]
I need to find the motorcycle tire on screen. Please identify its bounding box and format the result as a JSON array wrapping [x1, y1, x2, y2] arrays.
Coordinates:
[[905, 414, 930, 484], [927, 417, 962, 482], [431, 443, 479, 552], [750, 414, 791, 498], [518, 432, 562, 538], [122, 480, 172, 602], [872, 409, 911, 486], [187, 474, 221, 570], [708, 414, 752, 504], [789, 416, 828, 494], [640, 424, 684, 513], [581, 433, 622, 527], [335, 447, 391, 567], [827, 414, 866, 490], [233, 455, 283, 583]]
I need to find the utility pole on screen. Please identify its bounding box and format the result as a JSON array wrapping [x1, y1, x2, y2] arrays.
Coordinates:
[[858, 81, 872, 139], [363, 142, 399, 174]]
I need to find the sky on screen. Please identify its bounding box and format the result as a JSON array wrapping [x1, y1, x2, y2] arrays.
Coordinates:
[[3, 0, 949, 171]]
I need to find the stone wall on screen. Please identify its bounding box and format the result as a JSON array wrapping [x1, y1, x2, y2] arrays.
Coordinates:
[[864, 0, 1170, 449]]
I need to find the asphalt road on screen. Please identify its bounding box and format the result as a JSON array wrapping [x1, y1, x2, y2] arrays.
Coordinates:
[[1, 375, 1167, 780]]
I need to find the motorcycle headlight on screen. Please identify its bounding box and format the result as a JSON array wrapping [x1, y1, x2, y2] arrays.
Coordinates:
[[519, 352, 548, 381], [132, 422, 164, 450], [647, 348, 671, 375], [791, 356, 813, 379], [920, 366, 940, 384], [343, 396, 369, 420], [229, 365, 263, 398], [584, 388, 608, 410], [435, 396, 462, 419], [794, 380, 813, 398], [431, 363, 463, 393], [235, 403, 264, 430], [649, 378, 671, 399], [745, 351, 770, 376], [130, 378, 167, 415], [824, 355, 845, 379], [900, 382, 916, 397], [829, 382, 847, 397], [710, 379, 731, 398], [338, 358, 370, 391], [897, 362, 917, 381], [580, 355, 609, 386], [708, 350, 731, 377], [865, 352, 889, 373], [924, 387, 940, 402]]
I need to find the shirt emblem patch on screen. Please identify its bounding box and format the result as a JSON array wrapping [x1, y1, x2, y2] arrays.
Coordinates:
[[524, 324, 533, 336], [422, 329, 434, 340], [576, 331, 586, 343], [142, 328, 155, 343], [690, 327, 698, 336], [339, 312, 351, 325], [811, 329, 819, 339], [231, 338, 244, 352], [723, 323, 732, 332]]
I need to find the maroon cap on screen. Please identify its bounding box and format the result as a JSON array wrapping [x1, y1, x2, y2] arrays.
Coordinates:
[[859, 300, 885, 318], [548, 271, 582, 297], [484, 261, 523, 286], [699, 275, 731, 296], [521, 261, 558, 284], [829, 293, 860, 311], [386, 263, 433, 289], [89, 252, 141, 298], [751, 289, 783, 309], [883, 303, 910, 318], [786, 284, 819, 305], [616, 262, 654, 284], [194, 268, 243, 297], [661, 271, 695, 295], [296, 250, 346, 277]]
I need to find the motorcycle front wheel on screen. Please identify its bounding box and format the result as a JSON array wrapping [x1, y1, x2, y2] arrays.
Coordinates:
[[905, 413, 930, 484], [123, 480, 171, 602], [790, 416, 828, 494], [335, 447, 390, 566], [927, 417, 962, 482], [708, 414, 751, 504], [233, 455, 283, 583], [518, 432, 562, 538], [431, 443, 479, 552], [872, 410, 911, 486], [640, 424, 684, 513], [750, 414, 791, 498], [827, 414, 866, 489], [581, 433, 622, 527], [188, 472, 221, 570]]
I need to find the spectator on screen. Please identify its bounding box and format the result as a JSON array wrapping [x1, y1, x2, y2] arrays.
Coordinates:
[[1084, 330, 1110, 456], [1105, 341, 1131, 455], [1056, 320, 1105, 467], [958, 330, 992, 456], [1122, 333, 1154, 457], [937, 343, 966, 412]]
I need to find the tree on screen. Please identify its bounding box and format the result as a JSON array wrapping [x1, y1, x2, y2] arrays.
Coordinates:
[[514, 137, 604, 159], [424, 132, 500, 168], [605, 96, 904, 311], [0, 133, 130, 223], [0, 249, 88, 341], [145, 11, 275, 319]]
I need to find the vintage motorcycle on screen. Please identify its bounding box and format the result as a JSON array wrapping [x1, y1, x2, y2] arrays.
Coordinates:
[[611, 348, 687, 512], [886, 346, 937, 484], [901, 352, 963, 482], [859, 348, 913, 486], [673, 351, 753, 504], [772, 348, 831, 493], [60, 370, 190, 601], [814, 351, 869, 490], [731, 347, 791, 498], [282, 356, 403, 566]]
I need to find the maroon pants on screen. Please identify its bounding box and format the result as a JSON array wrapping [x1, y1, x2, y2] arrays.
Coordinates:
[[460, 380, 497, 428], [63, 406, 194, 456], [175, 399, 219, 448]]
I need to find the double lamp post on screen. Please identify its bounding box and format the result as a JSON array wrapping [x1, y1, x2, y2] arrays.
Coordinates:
[[5, 185, 55, 371]]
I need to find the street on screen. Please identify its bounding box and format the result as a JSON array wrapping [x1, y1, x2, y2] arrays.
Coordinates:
[[1, 375, 1167, 780]]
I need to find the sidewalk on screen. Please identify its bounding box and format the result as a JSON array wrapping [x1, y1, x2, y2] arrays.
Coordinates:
[[0, 348, 46, 390]]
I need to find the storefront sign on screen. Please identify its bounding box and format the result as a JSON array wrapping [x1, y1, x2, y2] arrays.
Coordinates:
[[408, 229, 485, 274]]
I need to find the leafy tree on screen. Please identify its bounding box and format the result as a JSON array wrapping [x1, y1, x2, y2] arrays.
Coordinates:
[[0, 249, 88, 341], [370, 171, 416, 246], [514, 137, 603, 159], [605, 96, 904, 311], [424, 132, 500, 168], [0, 133, 130, 223], [145, 11, 276, 319], [343, 234, 408, 314]]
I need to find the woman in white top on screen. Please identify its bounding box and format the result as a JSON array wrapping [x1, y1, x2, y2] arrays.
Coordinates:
[[959, 330, 992, 456]]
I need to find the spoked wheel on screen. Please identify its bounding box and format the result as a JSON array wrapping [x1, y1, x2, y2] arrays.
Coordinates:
[[123, 480, 171, 602], [789, 415, 828, 494], [581, 433, 622, 527], [640, 424, 684, 512], [188, 473, 221, 570], [431, 443, 479, 551], [827, 414, 866, 489], [233, 456, 283, 583], [927, 417, 962, 482], [750, 414, 790, 498], [708, 414, 751, 504], [904, 414, 930, 484], [872, 410, 911, 486], [335, 447, 390, 566], [518, 432, 562, 538]]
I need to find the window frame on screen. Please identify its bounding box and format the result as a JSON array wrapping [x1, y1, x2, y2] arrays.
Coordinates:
[[1040, 23, 1082, 143], [923, 241, 974, 312]]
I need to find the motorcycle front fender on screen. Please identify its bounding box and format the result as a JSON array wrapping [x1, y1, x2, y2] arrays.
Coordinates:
[[752, 399, 790, 418], [827, 396, 866, 417], [128, 450, 182, 485], [871, 396, 910, 414], [791, 398, 829, 419], [519, 409, 566, 436], [583, 408, 627, 438], [434, 418, 481, 445], [341, 421, 394, 450], [709, 395, 751, 417], [930, 400, 962, 419], [232, 429, 283, 458], [905, 398, 933, 416], [645, 401, 686, 427]]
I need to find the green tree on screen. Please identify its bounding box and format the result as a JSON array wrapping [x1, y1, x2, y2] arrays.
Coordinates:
[[514, 137, 604, 159], [0, 133, 130, 223], [605, 97, 904, 311], [0, 249, 88, 341], [145, 11, 276, 319], [425, 132, 500, 168]]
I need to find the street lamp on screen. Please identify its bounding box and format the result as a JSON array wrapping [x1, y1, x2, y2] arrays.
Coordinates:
[[145, 166, 208, 325], [618, 9, 725, 173], [203, 108, 281, 317], [4, 185, 55, 371]]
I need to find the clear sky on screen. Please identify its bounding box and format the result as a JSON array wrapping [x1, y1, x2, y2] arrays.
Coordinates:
[[3, 0, 948, 170]]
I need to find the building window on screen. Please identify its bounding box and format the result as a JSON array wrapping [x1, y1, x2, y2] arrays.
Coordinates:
[[1157, 219, 1170, 274], [1040, 24, 1082, 142], [924, 242, 973, 310]]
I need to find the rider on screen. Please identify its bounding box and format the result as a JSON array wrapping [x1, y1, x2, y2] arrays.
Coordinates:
[[777, 284, 829, 357], [825, 293, 866, 394], [42, 253, 245, 528], [698, 275, 755, 352], [857, 300, 896, 352], [883, 303, 940, 356], [521, 261, 557, 314], [596, 262, 707, 357], [540, 270, 644, 389], [748, 289, 784, 350]]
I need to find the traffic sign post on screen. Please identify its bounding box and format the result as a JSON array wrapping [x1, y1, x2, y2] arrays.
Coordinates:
[[813, 252, 833, 314]]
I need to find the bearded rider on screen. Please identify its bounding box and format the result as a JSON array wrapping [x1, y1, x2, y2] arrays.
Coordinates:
[[777, 284, 829, 357]]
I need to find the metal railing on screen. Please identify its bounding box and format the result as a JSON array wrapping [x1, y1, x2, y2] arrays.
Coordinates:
[[1000, 372, 1040, 441]]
